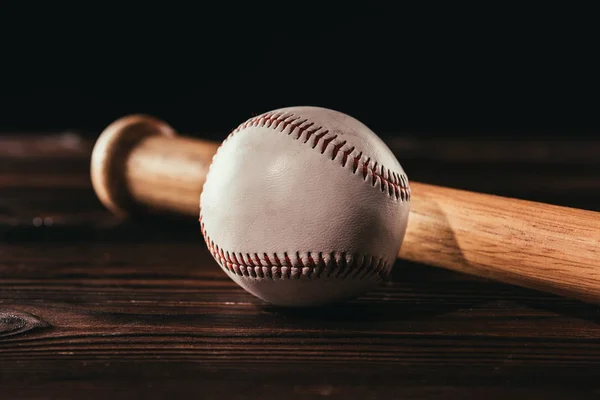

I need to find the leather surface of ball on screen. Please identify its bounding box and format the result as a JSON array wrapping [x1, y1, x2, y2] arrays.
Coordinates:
[[200, 106, 411, 306]]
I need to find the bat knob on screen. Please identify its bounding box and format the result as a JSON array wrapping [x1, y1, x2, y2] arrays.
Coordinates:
[[90, 114, 176, 215]]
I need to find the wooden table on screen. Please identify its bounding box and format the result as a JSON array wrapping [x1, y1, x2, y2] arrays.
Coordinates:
[[1, 132, 600, 399]]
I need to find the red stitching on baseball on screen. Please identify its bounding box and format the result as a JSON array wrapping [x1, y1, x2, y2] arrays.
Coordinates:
[[371, 162, 379, 186], [352, 152, 362, 173], [331, 140, 346, 160], [307, 252, 316, 267], [297, 252, 305, 268], [199, 218, 389, 281], [362, 157, 370, 180], [311, 130, 329, 149], [219, 111, 411, 201], [341, 146, 354, 167], [283, 253, 292, 266], [320, 135, 337, 154], [303, 125, 319, 143]]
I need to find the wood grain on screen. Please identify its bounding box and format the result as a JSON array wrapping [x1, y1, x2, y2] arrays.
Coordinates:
[[2, 242, 600, 399], [403, 182, 600, 304], [2, 134, 600, 399], [88, 116, 600, 305]]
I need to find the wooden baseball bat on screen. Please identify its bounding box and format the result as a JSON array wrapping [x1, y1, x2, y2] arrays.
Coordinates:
[[91, 114, 600, 304]]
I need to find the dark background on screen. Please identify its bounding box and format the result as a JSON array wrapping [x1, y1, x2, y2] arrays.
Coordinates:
[[0, 5, 598, 136]]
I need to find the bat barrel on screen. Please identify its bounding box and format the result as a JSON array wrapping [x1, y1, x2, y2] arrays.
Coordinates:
[[403, 182, 600, 304]]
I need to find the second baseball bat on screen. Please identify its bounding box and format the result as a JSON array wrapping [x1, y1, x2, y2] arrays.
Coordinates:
[[91, 115, 600, 304]]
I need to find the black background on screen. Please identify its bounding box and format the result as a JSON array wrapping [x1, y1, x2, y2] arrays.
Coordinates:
[[0, 5, 598, 137]]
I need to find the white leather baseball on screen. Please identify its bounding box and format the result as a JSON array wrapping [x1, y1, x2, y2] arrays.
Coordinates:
[[200, 106, 411, 306]]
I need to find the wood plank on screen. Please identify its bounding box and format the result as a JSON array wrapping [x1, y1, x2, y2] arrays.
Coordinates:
[[2, 133, 600, 399]]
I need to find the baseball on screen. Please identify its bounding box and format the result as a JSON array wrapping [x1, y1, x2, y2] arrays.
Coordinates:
[[200, 106, 411, 306]]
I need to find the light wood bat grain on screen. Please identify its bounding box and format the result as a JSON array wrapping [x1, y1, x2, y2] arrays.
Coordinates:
[[91, 115, 600, 304]]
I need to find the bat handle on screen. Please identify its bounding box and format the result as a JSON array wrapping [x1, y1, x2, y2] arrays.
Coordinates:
[[91, 115, 217, 217], [91, 115, 600, 304]]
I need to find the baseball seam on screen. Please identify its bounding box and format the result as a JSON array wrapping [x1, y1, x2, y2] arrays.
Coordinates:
[[200, 109, 404, 281], [200, 216, 390, 281], [223, 111, 411, 201]]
